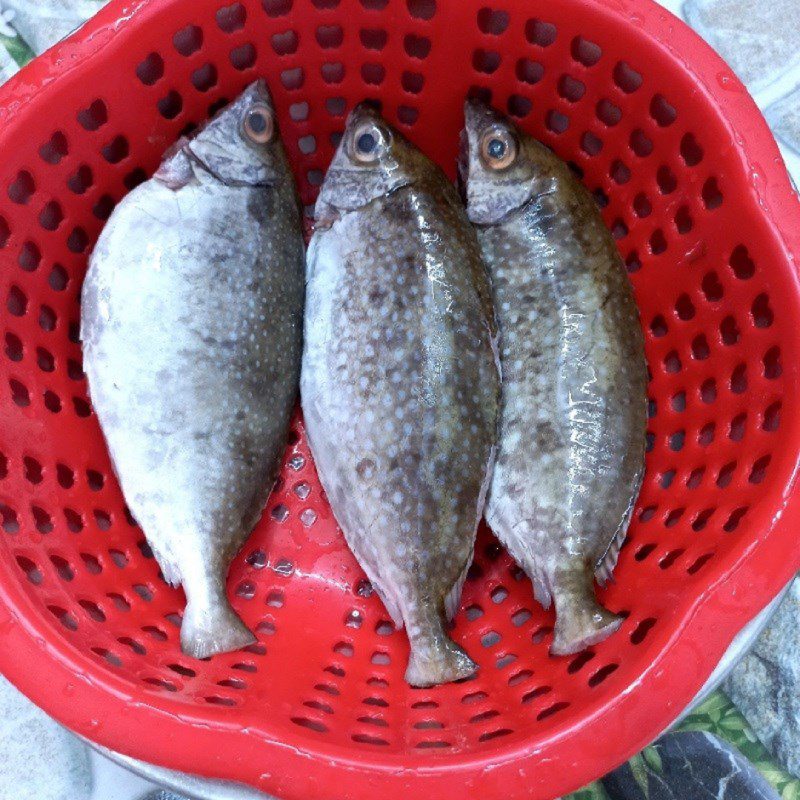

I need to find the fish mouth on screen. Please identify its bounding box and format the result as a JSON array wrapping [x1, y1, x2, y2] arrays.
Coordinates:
[[459, 97, 491, 202], [464, 95, 490, 120], [346, 99, 384, 130], [457, 127, 470, 202], [252, 78, 271, 102]]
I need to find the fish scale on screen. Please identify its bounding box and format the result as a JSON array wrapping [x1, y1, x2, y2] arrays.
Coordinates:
[[81, 82, 305, 659], [462, 100, 647, 656], [302, 104, 500, 687]]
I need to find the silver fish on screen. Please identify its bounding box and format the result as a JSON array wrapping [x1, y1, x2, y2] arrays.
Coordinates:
[[461, 100, 647, 655], [81, 82, 305, 659], [302, 105, 500, 687]]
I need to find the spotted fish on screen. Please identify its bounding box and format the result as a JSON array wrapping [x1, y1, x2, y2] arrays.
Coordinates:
[[461, 100, 647, 655], [81, 82, 305, 659], [302, 104, 500, 687]]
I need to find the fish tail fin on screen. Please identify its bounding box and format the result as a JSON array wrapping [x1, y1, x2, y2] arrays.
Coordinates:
[[520, 555, 552, 608], [180, 594, 255, 660], [405, 637, 477, 688], [404, 605, 477, 687], [550, 568, 623, 656]]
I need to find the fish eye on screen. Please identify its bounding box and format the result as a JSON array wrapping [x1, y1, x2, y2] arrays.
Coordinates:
[[357, 132, 377, 154], [480, 129, 517, 170], [487, 139, 506, 158], [243, 104, 275, 144], [352, 122, 386, 163]]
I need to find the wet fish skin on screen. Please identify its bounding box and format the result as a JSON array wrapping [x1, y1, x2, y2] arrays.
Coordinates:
[[81, 82, 305, 659], [461, 100, 647, 656], [302, 104, 499, 687]]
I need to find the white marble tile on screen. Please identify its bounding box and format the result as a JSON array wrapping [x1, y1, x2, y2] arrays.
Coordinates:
[[683, 0, 800, 94], [0, 42, 17, 82], [0, 677, 93, 800], [1, 0, 110, 55], [89, 747, 158, 800], [766, 84, 800, 155]]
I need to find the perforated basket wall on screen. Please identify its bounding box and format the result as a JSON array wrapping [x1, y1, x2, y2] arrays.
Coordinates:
[[0, 0, 799, 798]]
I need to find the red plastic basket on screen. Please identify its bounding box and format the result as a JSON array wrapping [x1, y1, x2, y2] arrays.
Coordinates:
[[0, 0, 799, 797]]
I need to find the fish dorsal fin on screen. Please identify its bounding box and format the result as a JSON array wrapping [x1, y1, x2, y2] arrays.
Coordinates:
[[445, 557, 472, 622], [595, 469, 642, 586]]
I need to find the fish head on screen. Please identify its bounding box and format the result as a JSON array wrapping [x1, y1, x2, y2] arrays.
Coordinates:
[[183, 80, 289, 186], [460, 98, 558, 225], [314, 103, 425, 228]]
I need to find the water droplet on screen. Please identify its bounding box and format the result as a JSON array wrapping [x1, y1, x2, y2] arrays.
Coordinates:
[[716, 70, 742, 91], [288, 454, 305, 471]]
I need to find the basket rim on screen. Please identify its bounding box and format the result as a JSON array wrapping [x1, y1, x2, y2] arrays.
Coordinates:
[[1, 0, 800, 797]]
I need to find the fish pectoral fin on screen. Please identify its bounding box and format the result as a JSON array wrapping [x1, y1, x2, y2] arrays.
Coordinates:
[[154, 144, 195, 191]]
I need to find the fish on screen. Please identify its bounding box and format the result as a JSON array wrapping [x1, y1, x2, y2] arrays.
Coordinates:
[[460, 100, 648, 656], [81, 81, 306, 659], [301, 104, 500, 687]]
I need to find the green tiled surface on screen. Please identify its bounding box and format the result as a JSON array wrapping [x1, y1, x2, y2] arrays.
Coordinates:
[[1, 29, 33, 69], [566, 690, 800, 799]]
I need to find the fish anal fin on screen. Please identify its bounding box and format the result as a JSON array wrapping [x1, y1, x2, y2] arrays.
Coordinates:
[[149, 542, 182, 588], [371, 581, 404, 630], [531, 570, 553, 609]]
